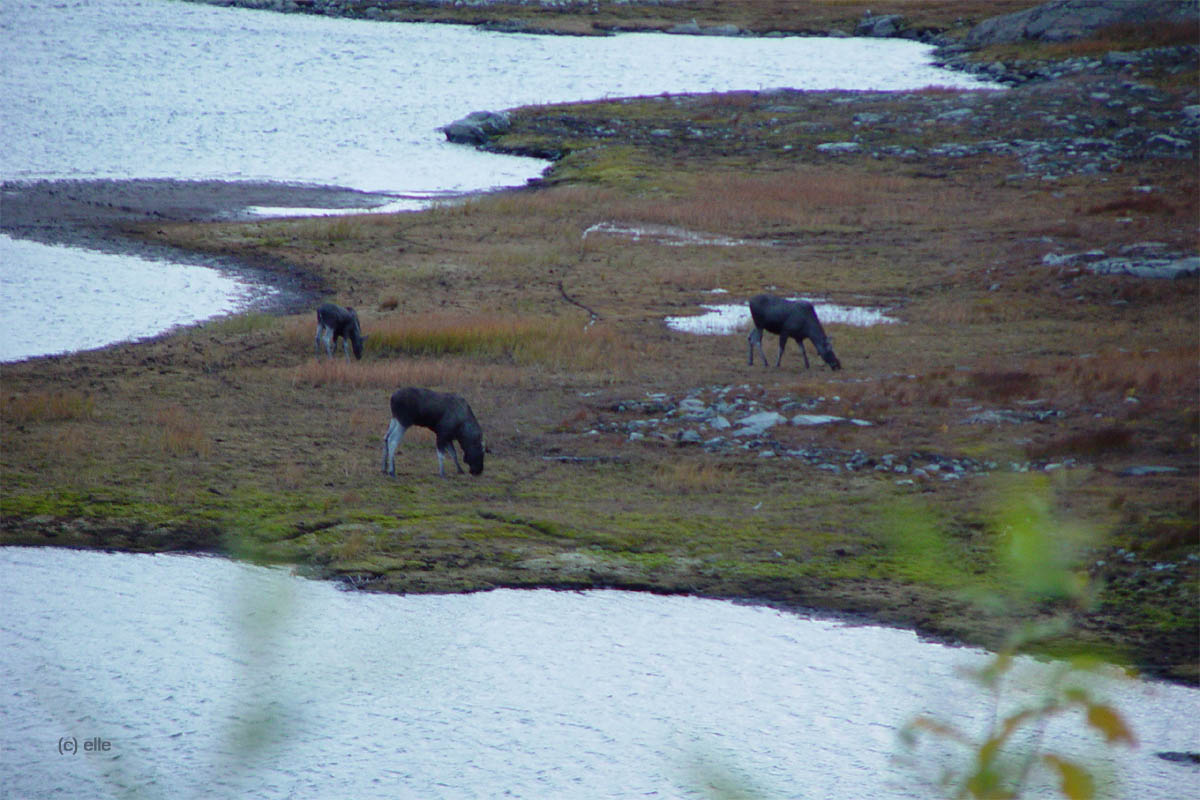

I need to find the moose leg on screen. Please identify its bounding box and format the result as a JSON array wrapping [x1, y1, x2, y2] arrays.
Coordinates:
[[436, 437, 464, 477], [316, 323, 330, 357], [797, 338, 811, 369], [748, 327, 769, 366], [340, 335, 352, 362], [775, 335, 787, 368], [382, 418, 406, 476]]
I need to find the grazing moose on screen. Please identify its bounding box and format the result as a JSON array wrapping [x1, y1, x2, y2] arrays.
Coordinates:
[[748, 294, 842, 371], [315, 302, 366, 361], [382, 387, 485, 478]]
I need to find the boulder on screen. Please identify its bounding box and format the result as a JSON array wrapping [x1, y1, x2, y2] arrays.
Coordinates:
[[733, 411, 787, 437], [965, 0, 1198, 48], [855, 13, 903, 38], [439, 110, 511, 145]]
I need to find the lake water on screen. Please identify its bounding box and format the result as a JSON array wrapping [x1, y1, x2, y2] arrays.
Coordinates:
[[0, 0, 998, 362], [2, 547, 1197, 799]]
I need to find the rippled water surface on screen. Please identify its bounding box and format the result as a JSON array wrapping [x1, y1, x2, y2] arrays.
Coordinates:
[[0, 235, 279, 361], [0, 0, 998, 361], [2, 548, 1196, 799], [2, 0, 994, 192]]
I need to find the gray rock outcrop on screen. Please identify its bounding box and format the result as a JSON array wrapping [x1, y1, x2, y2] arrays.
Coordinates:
[[855, 13, 904, 38], [966, 0, 1199, 48], [440, 110, 512, 145]]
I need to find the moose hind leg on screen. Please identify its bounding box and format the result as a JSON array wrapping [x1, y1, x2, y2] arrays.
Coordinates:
[[382, 419, 405, 476], [316, 323, 332, 356]]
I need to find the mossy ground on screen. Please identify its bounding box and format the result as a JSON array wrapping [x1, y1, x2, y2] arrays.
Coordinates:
[[2, 4, 1196, 682]]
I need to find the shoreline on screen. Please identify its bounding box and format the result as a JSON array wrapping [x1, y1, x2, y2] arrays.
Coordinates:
[[0, 178, 406, 328], [3, 7, 1197, 688]]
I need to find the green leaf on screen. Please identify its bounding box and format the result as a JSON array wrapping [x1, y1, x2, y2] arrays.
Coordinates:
[[1086, 703, 1136, 746], [1043, 754, 1095, 800]]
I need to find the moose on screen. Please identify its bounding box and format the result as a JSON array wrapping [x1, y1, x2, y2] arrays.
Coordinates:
[[382, 387, 485, 478], [315, 302, 366, 361], [747, 294, 842, 371]]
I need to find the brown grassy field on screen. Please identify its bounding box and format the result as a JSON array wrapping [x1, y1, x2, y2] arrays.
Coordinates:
[[2, 7, 1197, 681]]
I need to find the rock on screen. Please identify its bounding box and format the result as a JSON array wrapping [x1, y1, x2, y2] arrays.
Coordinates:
[[1146, 133, 1193, 150], [1118, 465, 1182, 477], [666, 20, 702, 35], [1087, 256, 1200, 280], [733, 411, 787, 437], [791, 414, 843, 426], [1103, 51, 1141, 68], [937, 108, 975, 122], [855, 13, 903, 38], [666, 21, 741, 36], [677, 397, 709, 417], [966, 1, 1198, 48], [790, 414, 873, 427], [439, 110, 511, 145], [816, 142, 861, 154]]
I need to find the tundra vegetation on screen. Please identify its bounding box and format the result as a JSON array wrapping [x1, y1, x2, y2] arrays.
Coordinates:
[[1, 2, 1196, 693]]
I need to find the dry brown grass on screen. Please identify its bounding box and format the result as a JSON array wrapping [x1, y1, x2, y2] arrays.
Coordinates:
[[587, 171, 928, 236], [289, 311, 634, 374], [152, 405, 212, 457], [1027, 426, 1135, 460], [649, 460, 735, 494], [1, 391, 95, 423], [1050, 347, 1197, 400], [290, 358, 527, 391]]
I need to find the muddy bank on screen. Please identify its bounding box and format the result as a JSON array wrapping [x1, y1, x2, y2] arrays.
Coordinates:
[[1, 179, 398, 315], [1, 178, 395, 245]]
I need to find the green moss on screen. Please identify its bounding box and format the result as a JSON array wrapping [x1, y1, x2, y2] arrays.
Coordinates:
[[0, 489, 180, 526]]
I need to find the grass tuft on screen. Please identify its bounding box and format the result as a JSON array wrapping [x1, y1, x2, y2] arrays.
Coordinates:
[[2, 391, 95, 423], [153, 405, 212, 457], [650, 461, 733, 494]]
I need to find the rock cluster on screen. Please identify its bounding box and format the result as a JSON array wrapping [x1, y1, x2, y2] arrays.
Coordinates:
[[589, 385, 1084, 482], [934, 42, 1199, 87], [963, 0, 1198, 48], [1043, 243, 1200, 280]]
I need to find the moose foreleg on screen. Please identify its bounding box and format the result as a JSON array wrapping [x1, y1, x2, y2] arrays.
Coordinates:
[[748, 327, 770, 366]]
